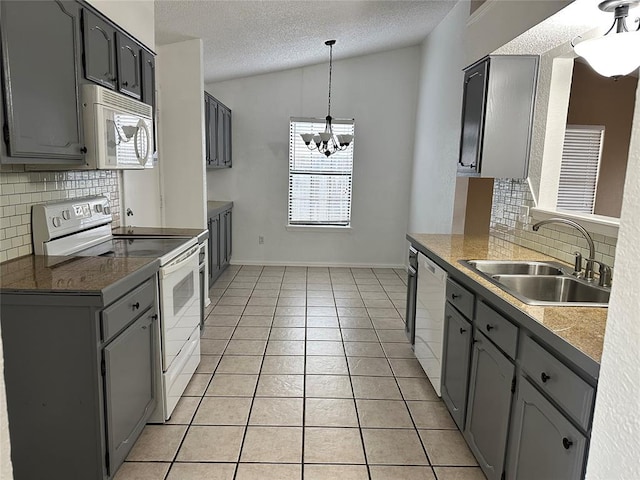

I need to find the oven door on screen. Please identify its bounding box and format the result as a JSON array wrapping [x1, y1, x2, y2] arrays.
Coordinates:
[[159, 244, 200, 371]]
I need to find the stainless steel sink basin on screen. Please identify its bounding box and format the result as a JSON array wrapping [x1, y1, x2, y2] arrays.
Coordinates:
[[492, 275, 610, 306], [464, 260, 565, 276]]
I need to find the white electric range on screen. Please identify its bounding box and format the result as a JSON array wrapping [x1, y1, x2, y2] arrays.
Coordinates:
[[32, 195, 201, 422]]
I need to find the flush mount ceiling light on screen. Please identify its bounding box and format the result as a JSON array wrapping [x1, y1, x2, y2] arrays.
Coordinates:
[[300, 40, 353, 157], [573, 0, 640, 77]]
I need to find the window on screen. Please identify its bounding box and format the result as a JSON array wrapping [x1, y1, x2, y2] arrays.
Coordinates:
[[288, 118, 355, 227], [556, 125, 604, 214]]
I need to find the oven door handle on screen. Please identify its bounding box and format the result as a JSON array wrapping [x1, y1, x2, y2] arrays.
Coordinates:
[[161, 246, 200, 277]]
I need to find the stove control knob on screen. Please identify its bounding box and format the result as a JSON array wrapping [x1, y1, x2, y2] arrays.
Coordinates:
[[103, 206, 111, 215], [94, 204, 103, 213], [52, 217, 62, 227], [62, 210, 71, 220]]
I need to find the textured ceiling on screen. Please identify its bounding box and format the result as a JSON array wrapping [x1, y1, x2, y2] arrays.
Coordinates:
[[155, 0, 457, 83]]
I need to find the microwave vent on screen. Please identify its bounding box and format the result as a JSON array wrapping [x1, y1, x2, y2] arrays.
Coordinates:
[[84, 85, 152, 118]]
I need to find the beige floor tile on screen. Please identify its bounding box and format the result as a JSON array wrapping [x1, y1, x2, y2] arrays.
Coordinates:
[[369, 465, 435, 480], [306, 341, 345, 356], [176, 426, 245, 462], [344, 342, 385, 357], [303, 427, 365, 464], [166, 396, 200, 425], [341, 328, 379, 342], [306, 297, 336, 307], [266, 340, 305, 355], [432, 467, 486, 480], [357, 399, 413, 428], [305, 398, 359, 427], [113, 462, 171, 480], [216, 355, 263, 374], [278, 290, 306, 298], [347, 357, 393, 376], [351, 376, 402, 400], [335, 297, 365, 308], [306, 327, 341, 341], [195, 355, 221, 374], [240, 426, 303, 463], [193, 397, 253, 425], [229, 281, 256, 290], [250, 289, 280, 298], [238, 315, 273, 327], [408, 401, 457, 429], [382, 343, 416, 358], [224, 339, 267, 355], [275, 306, 306, 316], [205, 314, 241, 326], [419, 430, 478, 466], [362, 428, 428, 465], [277, 297, 306, 307], [307, 306, 338, 316], [273, 316, 306, 327], [256, 374, 304, 397], [333, 290, 362, 299], [200, 339, 228, 355], [389, 358, 428, 377], [372, 318, 405, 330], [269, 327, 305, 340], [306, 356, 349, 375], [213, 305, 245, 315], [232, 327, 271, 340], [306, 290, 333, 297], [363, 298, 394, 308], [358, 285, 384, 293], [377, 330, 410, 343], [222, 289, 253, 297], [126, 425, 187, 461], [282, 283, 306, 291], [201, 326, 235, 339], [236, 463, 301, 480], [261, 356, 305, 374], [248, 296, 278, 306], [367, 308, 400, 319], [397, 377, 439, 401], [306, 316, 340, 328], [183, 373, 212, 396], [166, 463, 236, 480], [249, 397, 303, 426], [305, 374, 354, 398], [243, 305, 276, 316], [205, 374, 258, 396], [217, 296, 250, 306], [337, 307, 369, 318], [339, 317, 374, 329], [304, 464, 369, 480]]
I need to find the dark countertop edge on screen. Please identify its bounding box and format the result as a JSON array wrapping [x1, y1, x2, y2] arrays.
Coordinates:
[[100, 259, 159, 305], [112, 227, 209, 243], [406, 233, 600, 383], [207, 200, 233, 217]]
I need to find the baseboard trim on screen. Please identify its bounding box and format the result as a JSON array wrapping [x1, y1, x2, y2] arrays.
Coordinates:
[[229, 259, 407, 270]]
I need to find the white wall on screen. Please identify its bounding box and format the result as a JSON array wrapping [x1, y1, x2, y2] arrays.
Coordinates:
[[86, 0, 154, 50], [206, 47, 420, 267], [157, 39, 208, 229], [586, 73, 640, 480], [408, 1, 468, 234]]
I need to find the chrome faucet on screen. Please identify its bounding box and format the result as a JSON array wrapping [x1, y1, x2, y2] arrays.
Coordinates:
[[532, 218, 598, 281]]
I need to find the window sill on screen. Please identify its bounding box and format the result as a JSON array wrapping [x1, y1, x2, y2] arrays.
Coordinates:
[[286, 225, 352, 233], [530, 207, 619, 238]]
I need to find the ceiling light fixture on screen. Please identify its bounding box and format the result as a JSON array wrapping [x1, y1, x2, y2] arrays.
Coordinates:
[[573, 0, 640, 77], [300, 40, 353, 157]]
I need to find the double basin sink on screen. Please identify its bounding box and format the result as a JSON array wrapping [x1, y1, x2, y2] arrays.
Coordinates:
[[460, 260, 610, 307]]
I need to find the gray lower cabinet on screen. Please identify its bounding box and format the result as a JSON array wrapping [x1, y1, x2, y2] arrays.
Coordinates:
[[0, 274, 158, 479], [441, 303, 472, 430], [464, 330, 515, 480], [208, 205, 232, 286], [208, 214, 221, 284]]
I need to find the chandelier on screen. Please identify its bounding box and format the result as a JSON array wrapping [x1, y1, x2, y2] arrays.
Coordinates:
[[573, 0, 640, 77], [300, 40, 353, 157]]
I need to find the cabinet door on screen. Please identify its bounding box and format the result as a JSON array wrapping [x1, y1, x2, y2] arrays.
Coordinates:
[[103, 310, 156, 475], [140, 50, 155, 108], [226, 209, 232, 260], [223, 107, 232, 167], [405, 266, 417, 344], [115, 31, 142, 99], [207, 96, 219, 167], [464, 330, 515, 480], [458, 60, 488, 171], [204, 95, 211, 164], [217, 103, 225, 167], [82, 8, 117, 89], [441, 304, 472, 430], [208, 215, 221, 286], [219, 211, 230, 268], [1, 0, 85, 163], [506, 377, 587, 480]]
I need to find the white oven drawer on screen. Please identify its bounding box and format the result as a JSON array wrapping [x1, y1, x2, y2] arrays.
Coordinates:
[[164, 326, 200, 420]]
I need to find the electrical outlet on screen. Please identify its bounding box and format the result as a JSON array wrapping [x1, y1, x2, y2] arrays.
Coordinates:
[[258, 236, 264, 244], [519, 206, 530, 224]]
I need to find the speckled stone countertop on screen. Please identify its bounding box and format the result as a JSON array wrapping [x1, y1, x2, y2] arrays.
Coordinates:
[[0, 255, 158, 298], [112, 226, 208, 243], [407, 234, 607, 365]]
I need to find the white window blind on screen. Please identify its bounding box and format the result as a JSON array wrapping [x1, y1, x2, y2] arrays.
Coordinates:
[[557, 125, 604, 214], [288, 118, 355, 226]]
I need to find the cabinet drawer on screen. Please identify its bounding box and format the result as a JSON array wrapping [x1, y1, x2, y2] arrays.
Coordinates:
[[446, 278, 474, 319], [520, 335, 594, 430], [102, 278, 156, 342], [475, 301, 518, 359]]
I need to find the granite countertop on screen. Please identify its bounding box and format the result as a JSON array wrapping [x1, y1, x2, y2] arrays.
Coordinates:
[[112, 226, 208, 243], [207, 200, 233, 214], [407, 234, 607, 364], [0, 255, 158, 295]]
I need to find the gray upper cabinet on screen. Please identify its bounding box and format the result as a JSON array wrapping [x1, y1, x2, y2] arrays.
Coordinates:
[[140, 49, 155, 108], [82, 8, 117, 90], [0, 0, 86, 164], [457, 55, 538, 179], [205, 92, 232, 169], [464, 330, 515, 480], [116, 31, 142, 99], [506, 377, 587, 480]]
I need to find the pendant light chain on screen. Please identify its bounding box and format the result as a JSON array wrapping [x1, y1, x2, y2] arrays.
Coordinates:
[[327, 42, 333, 118]]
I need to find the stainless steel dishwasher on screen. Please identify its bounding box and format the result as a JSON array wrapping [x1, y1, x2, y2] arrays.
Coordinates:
[[414, 253, 448, 396]]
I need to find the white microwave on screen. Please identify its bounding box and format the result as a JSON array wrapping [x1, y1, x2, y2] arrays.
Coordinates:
[[82, 85, 154, 169]]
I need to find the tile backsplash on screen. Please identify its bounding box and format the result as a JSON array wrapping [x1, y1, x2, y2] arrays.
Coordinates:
[[0, 165, 121, 262], [490, 178, 617, 268]]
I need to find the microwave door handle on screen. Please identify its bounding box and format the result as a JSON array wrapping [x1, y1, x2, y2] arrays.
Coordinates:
[[134, 121, 151, 166]]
